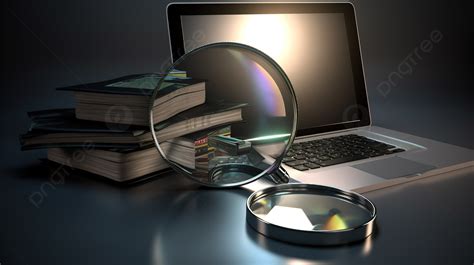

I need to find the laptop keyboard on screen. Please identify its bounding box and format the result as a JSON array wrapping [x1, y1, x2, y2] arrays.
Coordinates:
[[283, 134, 405, 171]]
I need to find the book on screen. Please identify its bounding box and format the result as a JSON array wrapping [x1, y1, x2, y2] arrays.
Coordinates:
[[58, 73, 206, 125], [47, 145, 171, 182], [46, 126, 232, 182], [164, 126, 231, 170], [153, 102, 246, 143], [20, 109, 150, 150], [20, 103, 245, 150]]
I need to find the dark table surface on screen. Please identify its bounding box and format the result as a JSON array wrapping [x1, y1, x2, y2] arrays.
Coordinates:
[[1, 148, 473, 265]]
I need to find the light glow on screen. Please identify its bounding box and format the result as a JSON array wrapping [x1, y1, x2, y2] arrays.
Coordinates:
[[228, 49, 287, 116], [239, 15, 289, 62], [244, 133, 291, 142], [323, 214, 348, 231], [260, 205, 314, 230]]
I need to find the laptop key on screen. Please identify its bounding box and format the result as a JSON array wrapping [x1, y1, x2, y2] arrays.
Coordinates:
[[391, 148, 405, 153], [304, 163, 320, 169], [319, 155, 365, 167], [293, 165, 309, 171], [292, 145, 303, 150], [294, 154, 306, 160], [372, 143, 393, 150], [282, 157, 295, 162], [369, 152, 383, 157], [316, 155, 331, 161], [308, 157, 323, 164], [285, 160, 306, 167]]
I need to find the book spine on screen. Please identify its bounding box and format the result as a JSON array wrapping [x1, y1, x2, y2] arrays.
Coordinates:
[[194, 126, 231, 160]]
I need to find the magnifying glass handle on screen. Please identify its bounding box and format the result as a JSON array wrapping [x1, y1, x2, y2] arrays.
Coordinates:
[[267, 166, 290, 184]]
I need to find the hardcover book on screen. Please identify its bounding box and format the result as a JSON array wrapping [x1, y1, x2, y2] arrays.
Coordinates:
[[20, 104, 245, 150], [47, 126, 232, 182], [58, 73, 206, 125]]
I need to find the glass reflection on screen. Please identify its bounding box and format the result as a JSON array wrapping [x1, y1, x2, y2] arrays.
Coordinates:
[[259, 205, 314, 230], [251, 193, 372, 231]]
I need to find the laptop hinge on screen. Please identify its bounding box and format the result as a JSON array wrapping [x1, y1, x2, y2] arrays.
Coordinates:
[[296, 126, 371, 141]]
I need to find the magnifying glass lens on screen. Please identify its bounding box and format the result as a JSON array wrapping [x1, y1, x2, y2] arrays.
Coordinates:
[[149, 43, 297, 187]]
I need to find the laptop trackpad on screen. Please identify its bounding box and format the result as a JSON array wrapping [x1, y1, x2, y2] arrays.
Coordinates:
[[352, 157, 436, 179]]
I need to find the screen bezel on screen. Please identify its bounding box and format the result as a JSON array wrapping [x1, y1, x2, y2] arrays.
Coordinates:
[[167, 3, 370, 137]]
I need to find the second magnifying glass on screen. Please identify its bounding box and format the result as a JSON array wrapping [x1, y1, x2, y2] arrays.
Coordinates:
[[149, 42, 297, 187]]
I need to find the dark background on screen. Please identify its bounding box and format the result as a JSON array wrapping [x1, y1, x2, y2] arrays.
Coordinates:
[[1, 0, 473, 264], [2, 0, 473, 156]]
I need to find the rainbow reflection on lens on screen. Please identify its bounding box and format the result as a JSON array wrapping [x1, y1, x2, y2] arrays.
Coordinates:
[[323, 213, 349, 231], [229, 49, 286, 117]]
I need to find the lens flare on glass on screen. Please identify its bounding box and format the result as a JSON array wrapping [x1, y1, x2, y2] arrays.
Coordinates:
[[323, 213, 348, 231], [228, 49, 286, 117]]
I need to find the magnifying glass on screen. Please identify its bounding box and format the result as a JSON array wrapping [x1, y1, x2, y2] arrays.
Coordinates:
[[149, 42, 376, 245], [149, 42, 297, 187]]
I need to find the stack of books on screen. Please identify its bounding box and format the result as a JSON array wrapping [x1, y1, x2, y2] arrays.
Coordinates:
[[20, 72, 246, 183]]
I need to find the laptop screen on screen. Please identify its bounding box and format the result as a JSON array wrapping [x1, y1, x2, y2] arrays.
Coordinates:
[[170, 4, 369, 135]]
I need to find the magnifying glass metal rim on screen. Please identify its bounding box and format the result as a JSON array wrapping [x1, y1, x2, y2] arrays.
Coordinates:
[[246, 183, 377, 246], [149, 42, 298, 188]]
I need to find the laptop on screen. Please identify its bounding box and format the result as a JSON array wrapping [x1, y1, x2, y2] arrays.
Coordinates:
[[166, 3, 473, 192]]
